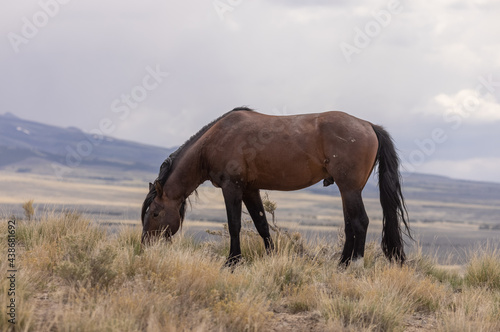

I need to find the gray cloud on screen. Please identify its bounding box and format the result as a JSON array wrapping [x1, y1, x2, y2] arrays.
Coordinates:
[[1, 0, 499, 182]]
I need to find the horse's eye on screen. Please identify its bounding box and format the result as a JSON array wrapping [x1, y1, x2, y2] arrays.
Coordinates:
[[153, 212, 159, 218]]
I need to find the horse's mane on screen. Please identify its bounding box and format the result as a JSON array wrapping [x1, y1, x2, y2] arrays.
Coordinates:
[[141, 107, 254, 224]]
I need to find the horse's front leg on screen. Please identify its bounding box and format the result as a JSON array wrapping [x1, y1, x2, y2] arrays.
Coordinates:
[[222, 186, 243, 267]]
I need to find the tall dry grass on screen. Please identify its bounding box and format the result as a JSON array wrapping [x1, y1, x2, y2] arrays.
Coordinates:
[[1, 209, 500, 331]]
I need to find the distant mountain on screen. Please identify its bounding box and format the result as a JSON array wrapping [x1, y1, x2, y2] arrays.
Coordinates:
[[0, 112, 175, 179]]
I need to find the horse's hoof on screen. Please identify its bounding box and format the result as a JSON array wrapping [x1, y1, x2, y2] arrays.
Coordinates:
[[224, 255, 242, 269], [350, 257, 365, 269]]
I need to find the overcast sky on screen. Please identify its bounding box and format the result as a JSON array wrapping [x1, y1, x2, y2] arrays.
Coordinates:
[[2, 0, 499, 182]]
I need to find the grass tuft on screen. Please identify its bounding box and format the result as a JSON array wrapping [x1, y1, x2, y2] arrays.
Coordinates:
[[464, 245, 500, 290]]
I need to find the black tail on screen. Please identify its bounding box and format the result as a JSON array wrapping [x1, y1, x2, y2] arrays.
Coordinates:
[[372, 124, 411, 263]]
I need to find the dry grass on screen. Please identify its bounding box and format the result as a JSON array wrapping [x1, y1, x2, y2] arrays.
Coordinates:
[[1, 211, 500, 331]]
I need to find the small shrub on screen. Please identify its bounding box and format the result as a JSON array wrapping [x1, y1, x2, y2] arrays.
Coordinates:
[[464, 247, 500, 290], [115, 226, 142, 256], [262, 191, 277, 226], [286, 284, 319, 313], [409, 244, 464, 291], [56, 235, 117, 288], [16, 210, 88, 249], [22, 199, 35, 221], [322, 293, 407, 332]]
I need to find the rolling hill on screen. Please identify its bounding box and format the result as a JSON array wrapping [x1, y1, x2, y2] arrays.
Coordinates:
[[0, 112, 175, 179]]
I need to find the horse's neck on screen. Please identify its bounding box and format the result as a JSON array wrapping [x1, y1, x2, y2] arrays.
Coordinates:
[[165, 146, 205, 200]]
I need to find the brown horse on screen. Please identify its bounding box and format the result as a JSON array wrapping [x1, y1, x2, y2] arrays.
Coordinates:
[[142, 107, 410, 266]]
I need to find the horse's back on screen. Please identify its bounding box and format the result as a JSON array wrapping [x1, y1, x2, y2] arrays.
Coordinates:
[[203, 110, 378, 191]]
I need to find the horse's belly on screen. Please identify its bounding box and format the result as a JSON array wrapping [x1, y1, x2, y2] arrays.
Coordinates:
[[246, 156, 327, 191]]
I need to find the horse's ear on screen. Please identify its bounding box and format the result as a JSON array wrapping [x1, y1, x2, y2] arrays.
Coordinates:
[[155, 181, 163, 198], [149, 182, 154, 191]]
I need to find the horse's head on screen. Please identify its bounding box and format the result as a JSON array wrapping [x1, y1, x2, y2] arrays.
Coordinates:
[[141, 181, 185, 244]]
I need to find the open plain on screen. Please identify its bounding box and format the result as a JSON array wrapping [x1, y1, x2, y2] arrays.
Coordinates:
[[2, 169, 500, 264]]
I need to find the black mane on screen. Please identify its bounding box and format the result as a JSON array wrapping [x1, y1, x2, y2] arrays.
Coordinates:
[[141, 107, 254, 223]]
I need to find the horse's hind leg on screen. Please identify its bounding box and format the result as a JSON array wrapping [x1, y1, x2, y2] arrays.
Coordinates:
[[339, 190, 369, 266], [243, 189, 274, 253]]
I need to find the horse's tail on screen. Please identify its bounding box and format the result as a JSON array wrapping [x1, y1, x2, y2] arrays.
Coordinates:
[[371, 124, 411, 263]]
